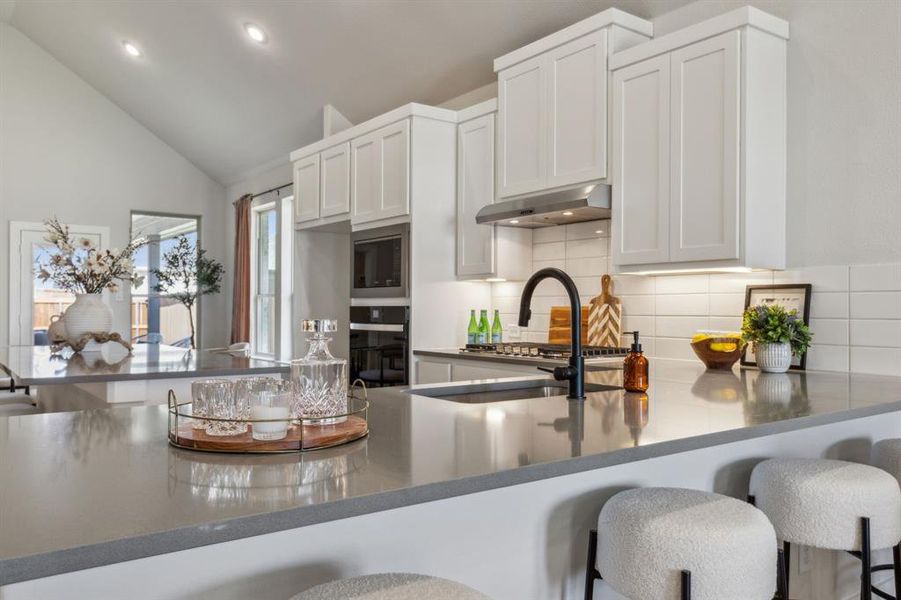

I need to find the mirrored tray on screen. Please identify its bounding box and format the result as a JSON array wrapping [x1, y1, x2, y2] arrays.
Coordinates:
[[167, 381, 369, 453]]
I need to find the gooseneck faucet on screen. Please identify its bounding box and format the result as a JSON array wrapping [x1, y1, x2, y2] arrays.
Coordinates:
[[518, 267, 585, 400]]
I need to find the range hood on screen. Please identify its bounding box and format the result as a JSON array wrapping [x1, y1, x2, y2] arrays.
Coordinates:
[[475, 184, 611, 228]]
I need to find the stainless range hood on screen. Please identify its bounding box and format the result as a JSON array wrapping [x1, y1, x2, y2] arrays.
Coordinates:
[[475, 184, 611, 228]]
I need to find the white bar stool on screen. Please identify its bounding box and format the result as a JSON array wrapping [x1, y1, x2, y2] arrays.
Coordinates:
[[750, 457, 901, 600], [290, 573, 491, 600], [585, 487, 781, 600]]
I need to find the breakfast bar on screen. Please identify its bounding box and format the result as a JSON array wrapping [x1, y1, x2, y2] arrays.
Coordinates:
[[3, 361, 901, 599]]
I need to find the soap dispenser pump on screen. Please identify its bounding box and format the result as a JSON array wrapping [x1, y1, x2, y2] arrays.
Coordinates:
[[623, 331, 649, 393]]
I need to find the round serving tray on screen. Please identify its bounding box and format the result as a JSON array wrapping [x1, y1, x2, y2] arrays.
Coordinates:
[[167, 381, 369, 453]]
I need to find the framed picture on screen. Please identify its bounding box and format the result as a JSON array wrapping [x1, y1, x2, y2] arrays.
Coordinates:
[[740, 284, 812, 371]]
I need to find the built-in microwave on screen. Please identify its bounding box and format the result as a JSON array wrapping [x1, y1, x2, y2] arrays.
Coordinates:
[[351, 224, 409, 299]]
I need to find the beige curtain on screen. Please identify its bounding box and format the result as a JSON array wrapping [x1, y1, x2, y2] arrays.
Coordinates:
[[230, 194, 253, 344]]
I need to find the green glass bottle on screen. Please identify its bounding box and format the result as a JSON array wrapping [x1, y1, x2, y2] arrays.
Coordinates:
[[467, 310, 479, 345], [491, 309, 503, 344], [478, 309, 490, 344]]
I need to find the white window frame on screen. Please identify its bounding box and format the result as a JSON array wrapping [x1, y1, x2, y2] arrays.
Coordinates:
[[249, 193, 294, 361], [8, 221, 110, 346]]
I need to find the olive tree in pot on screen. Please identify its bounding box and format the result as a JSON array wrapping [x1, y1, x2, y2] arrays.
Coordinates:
[[151, 235, 224, 349], [741, 304, 813, 373]]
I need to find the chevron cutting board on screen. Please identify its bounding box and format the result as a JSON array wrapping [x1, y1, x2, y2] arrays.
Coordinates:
[[588, 274, 622, 347]]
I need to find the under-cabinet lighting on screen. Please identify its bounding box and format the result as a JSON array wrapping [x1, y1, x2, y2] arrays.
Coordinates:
[[594, 230, 603, 234], [245, 23, 267, 43], [509, 219, 519, 224], [122, 41, 142, 58], [619, 267, 758, 276], [485, 278, 506, 282], [562, 211, 574, 216]]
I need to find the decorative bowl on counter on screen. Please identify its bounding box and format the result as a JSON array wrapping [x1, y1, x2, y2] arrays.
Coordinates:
[[690, 332, 745, 371]]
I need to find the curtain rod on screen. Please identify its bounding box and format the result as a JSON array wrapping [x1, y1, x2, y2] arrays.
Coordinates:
[[251, 182, 292, 199], [233, 183, 292, 205]]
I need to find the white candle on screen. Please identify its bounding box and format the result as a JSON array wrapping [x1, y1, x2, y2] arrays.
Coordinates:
[[250, 404, 290, 441]]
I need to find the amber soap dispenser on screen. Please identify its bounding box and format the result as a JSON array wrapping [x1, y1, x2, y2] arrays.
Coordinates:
[[623, 331, 649, 393]]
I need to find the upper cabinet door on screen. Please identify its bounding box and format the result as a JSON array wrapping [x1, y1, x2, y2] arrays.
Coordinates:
[[293, 154, 320, 223], [546, 29, 608, 189], [612, 54, 671, 266], [456, 113, 496, 278], [377, 119, 410, 220], [351, 132, 380, 223], [669, 31, 741, 263], [497, 56, 546, 199], [320, 142, 350, 218]]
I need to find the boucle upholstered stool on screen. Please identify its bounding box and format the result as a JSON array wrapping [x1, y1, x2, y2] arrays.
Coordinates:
[[290, 573, 491, 600], [750, 458, 901, 600], [585, 488, 781, 600], [874, 439, 901, 484]]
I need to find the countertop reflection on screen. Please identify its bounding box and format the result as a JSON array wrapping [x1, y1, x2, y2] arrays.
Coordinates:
[[3, 360, 901, 584], [0, 344, 287, 384]]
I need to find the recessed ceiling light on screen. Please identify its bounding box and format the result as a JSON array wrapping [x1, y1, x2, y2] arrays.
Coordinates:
[[594, 230, 603, 234], [245, 23, 267, 43], [562, 211, 574, 216], [122, 41, 142, 58], [509, 219, 519, 224]]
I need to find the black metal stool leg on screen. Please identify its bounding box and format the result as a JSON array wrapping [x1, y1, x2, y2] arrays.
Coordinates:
[[681, 570, 691, 600], [862, 517, 873, 600], [585, 529, 600, 600], [783, 541, 791, 597], [893, 543, 901, 600], [776, 548, 788, 600]]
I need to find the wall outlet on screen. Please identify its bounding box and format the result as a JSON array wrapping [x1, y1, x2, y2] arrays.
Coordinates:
[[505, 325, 522, 340], [798, 545, 812, 574]]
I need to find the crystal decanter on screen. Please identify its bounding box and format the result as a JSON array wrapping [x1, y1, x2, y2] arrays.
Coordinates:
[[291, 319, 348, 424]]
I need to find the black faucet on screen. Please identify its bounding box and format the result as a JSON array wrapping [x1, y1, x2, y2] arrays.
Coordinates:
[[518, 267, 585, 400]]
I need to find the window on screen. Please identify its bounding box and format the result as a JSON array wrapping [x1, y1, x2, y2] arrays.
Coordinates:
[[130, 212, 200, 347], [249, 188, 293, 360], [252, 202, 277, 357]]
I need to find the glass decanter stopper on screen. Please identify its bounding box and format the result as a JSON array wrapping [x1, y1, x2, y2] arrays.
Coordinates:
[[291, 319, 348, 425]]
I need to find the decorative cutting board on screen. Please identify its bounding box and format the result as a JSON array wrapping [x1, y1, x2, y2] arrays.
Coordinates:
[[588, 274, 622, 347], [548, 306, 589, 345]]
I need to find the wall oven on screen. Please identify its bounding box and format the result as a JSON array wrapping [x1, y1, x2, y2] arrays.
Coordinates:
[[351, 224, 409, 299], [349, 306, 409, 387]]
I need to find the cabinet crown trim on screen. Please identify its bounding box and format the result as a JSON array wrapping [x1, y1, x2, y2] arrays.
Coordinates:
[[289, 103, 456, 161], [456, 98, 498, 122], [493, 7, 652, 72], [611, 6, 789, 71]]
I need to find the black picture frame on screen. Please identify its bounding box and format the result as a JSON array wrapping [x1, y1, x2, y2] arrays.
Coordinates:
[[740, 284, 813, 371]]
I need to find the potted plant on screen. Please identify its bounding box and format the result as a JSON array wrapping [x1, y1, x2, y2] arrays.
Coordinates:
[[150, 235, 224, 349], [741, 304, 813, 373], [36, 217, 144, 349]]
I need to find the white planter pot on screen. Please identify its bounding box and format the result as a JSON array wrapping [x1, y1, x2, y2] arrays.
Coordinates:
[[755, 342, 792, 373], [64, 294, 113, 351]]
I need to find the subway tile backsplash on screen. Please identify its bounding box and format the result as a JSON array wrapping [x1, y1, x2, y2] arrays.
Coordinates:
[[490, 220, 901, 376]]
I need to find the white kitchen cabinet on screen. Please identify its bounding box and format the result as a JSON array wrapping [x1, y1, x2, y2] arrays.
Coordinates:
[[494, 10, 652, 200], [320, 142, 350, 218], [611, 8, 788, 273], [293, 154, 320, 224], [456, 101, 532, 281], [352, 119, 410, 227], [611, 53, 670, 266]]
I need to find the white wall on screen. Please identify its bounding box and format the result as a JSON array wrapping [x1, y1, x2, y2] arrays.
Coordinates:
[[0, 24, 228, 347], [653, 0, 900, 269]]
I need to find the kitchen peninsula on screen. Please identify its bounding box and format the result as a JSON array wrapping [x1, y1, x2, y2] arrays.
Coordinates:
[[3, 361, 901, 599], [0, 345, 288, 411]]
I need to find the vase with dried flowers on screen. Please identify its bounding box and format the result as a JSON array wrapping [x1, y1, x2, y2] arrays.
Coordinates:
[[36, 217, 144, 350]]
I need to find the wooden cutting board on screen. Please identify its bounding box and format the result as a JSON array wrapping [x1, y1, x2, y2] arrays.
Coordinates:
[[588, 274, 622, 347], [548, 306, 589, 345]]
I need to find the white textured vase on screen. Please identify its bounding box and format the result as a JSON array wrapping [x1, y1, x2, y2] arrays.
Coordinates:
[[756, 342, 792, 373], [64, 294, 113, 351]]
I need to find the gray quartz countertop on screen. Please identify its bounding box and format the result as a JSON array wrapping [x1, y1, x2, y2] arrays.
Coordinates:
[[414, 347, 624, 370], [3, 361, 901, 584], [0, 344, 288, 385]]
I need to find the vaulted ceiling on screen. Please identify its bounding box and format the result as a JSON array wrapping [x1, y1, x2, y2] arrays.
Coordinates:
[[3, 0, 689, 185]]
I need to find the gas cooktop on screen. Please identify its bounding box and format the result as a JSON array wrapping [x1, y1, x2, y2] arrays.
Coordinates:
[[461, 342, 629, 360]]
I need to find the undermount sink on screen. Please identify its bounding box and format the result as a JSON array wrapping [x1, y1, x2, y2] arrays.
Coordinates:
[[409, 379, 621, 404]]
